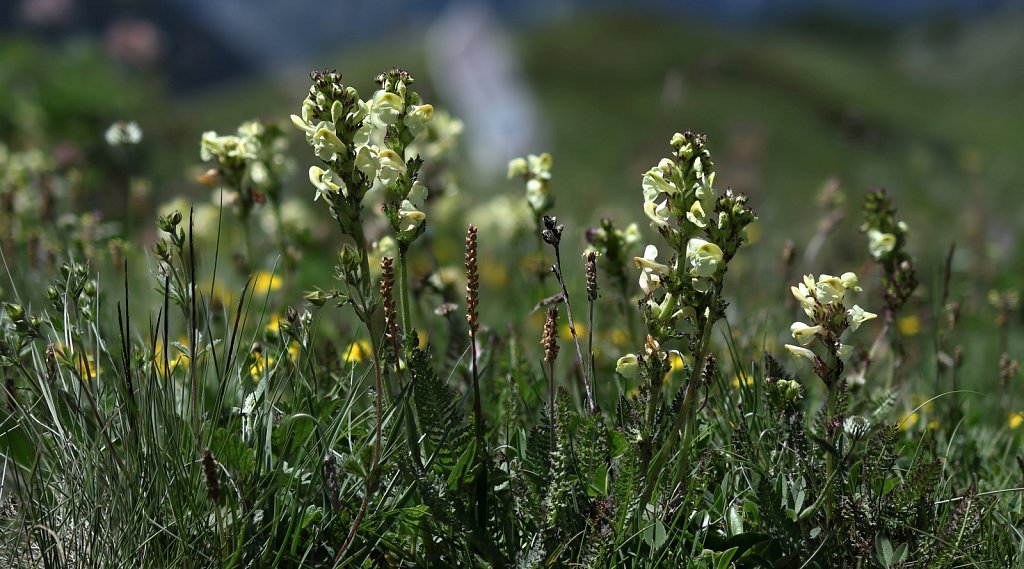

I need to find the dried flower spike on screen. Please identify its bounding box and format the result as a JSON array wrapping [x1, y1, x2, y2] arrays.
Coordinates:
[[542, 305, 560, 364], [202, 448, 221, 503], [586, 251, 599, 302], [465, 225, 479, 335]]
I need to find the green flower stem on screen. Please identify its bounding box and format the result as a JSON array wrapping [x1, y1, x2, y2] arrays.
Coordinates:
[[639, 306, 715, 509], [398, 243, 413, 336]]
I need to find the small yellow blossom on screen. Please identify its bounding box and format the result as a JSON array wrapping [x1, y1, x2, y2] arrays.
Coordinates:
[[250, 352, 273, 379], [265, 314, 281, 333], [1009, 412, 1024, 429], [343, 339, 374, 363], [731, 374, 754, 389], [153, 340, 190, 376], [898, 315, 920, 337], [253, 271, 282, 294], [288, 341, 300, 362], [899, 411, 919, 430], [927, 419, 940, 430], [668, 351, 687, 374], [560, 323, 586, 341]]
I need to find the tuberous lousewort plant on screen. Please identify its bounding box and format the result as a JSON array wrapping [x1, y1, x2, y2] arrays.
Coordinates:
[[616, 130, 756, 507], [862, 189, 918, 329], [200, 120, 291, 269]]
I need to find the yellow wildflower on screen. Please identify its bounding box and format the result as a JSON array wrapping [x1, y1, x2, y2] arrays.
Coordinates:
[[250, 352, 273, 379], [72, 351, 97, 379], [560, 323, 585, 341], [343, 339, 373, 363], [899, 411, 919, 430], [731, 374, 754, 389], [153, 340, 190, 376], [53, 342, 98, 379], [668, 351, 687, 374], [927, 419, 940, 431], [898, 315, 920, 337], [1010, 412, 1024, 429], [253, 271, 282, 294], [265, 314, 281, 333], [610, 329, 629, 347], [288, 341, 300, 362]]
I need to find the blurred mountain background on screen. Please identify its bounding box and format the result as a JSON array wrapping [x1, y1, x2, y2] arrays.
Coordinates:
[[3, 0, 1023, 285]]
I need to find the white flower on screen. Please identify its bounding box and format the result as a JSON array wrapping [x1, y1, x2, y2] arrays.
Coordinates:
[[685, 238, 724, 278], [840, 272, 861, 292], [814, 274, 846, 305], [686, 200, 707, 228], [105, 121, 142, 146], [290, 113, 314, 135], [790, 322, 823, 346], [622, 223, 641, 245], [846, 305, 877, 332], [642, 167, 678, 199], [785, 344, 817, 362], [615, 354, 640, 380], [376, 149, 404, 186], [354, 145, 379, 179], [527, 153, 553, 179], [867, 229, 897, 259], [353, 122, 373, 148], [311, 125, 346, 161], [644, 198, 670, 228], [507, 157, 528, 178], [308, 166, 344, 200], [525, 178, 549, 211], [403, 104, 434, 137], [371, 91, 404, 126], [837, 343, 853, 361], [396, 181, 428, 237], [634, 245, 671, 294]]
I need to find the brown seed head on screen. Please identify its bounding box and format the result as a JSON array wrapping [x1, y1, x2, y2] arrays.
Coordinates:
[[465, 225, 479, 335], [542, 305, 560, 364], [202, 448, 220, 503], [586, 251, 598, 301]]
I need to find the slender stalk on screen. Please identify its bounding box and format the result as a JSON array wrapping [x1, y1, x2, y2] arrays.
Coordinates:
[[542, 306, 560, 451], [381, 256, 424, 470], [465, 225, 488, 526], [541, 216, 595, 413], [397, 243, 413, 338]]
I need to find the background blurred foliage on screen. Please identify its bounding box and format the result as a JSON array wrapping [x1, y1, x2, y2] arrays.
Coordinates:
[[3, 8, 1023, 322]]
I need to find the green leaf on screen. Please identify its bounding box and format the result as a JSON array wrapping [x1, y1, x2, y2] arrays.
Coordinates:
[[211, 427, 256, 478]]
